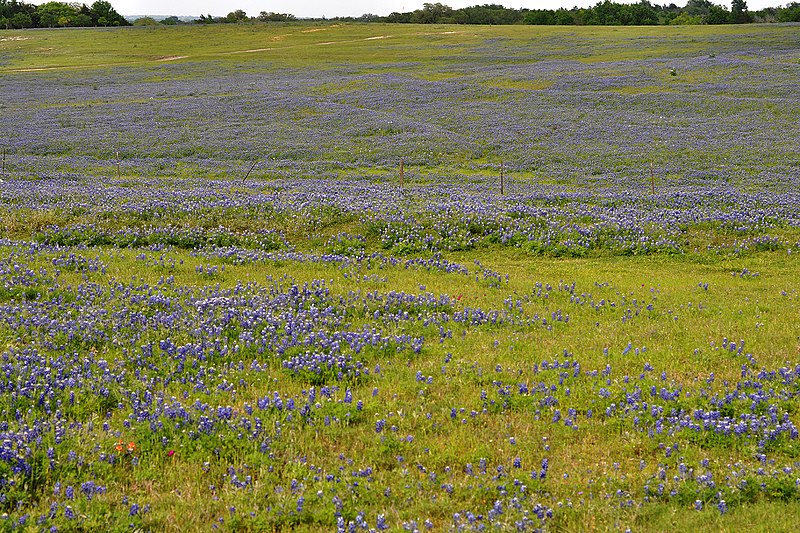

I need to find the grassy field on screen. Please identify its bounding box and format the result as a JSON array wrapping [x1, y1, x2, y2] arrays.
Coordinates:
[[1, 22, 798, 70], [0, 22, 799, 532]]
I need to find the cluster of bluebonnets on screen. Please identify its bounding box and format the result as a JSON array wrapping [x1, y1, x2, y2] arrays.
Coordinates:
[[0, 240, 560, 530], [1, 26, 799, 530], [2, 29, 799, 189], [1, 234, 799, 529], [1, 175, 799, 259]]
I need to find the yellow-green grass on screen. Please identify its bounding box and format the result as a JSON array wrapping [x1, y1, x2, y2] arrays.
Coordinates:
[[1, 20, 799, 532], [2, 22, 798, 73], [2, 242, 798, 530]]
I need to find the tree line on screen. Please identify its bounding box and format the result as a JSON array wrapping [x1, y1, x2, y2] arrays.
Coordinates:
[[520, 0, 800, 25], [0, 0, 128, 28], [3, 0, 800, 29], [131, 11, 297, 26], [379, 1, 799, 25], [155, 1, 800, 26]]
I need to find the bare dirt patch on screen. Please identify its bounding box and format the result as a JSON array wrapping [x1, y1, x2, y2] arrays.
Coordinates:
[[224, 48, 273, 55]]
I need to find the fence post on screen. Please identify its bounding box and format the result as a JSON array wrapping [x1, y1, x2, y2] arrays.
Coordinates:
[[243, 160, 258, 183], [650, 162, 655, 195]]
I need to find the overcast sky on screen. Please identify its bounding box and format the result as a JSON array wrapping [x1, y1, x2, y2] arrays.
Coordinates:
[[114, 1, 782, 18]]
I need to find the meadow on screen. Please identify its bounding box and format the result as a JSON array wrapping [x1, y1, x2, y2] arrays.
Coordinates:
[[0, 21, 799, 532]]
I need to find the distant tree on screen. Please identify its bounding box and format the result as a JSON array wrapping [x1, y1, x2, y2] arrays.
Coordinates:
[[133, 16, 157, 26], [706, 4, 731, 23], [386, 11, 413, 22], [731, 0, 752, 22], [90, 1, 128, 26], [553, 8, 577, 24], [525, 9, 557, 24], [357, 13, 382, 22], [74, 3, 93, 26], [669, 11, 703, 23], [412, 3, 453, 24], [160, 15, 182, 25], [585, 0, 625, 25], [777, 2, 800, 21], [451, 4, 522, 24], [754, 7, 776, 21], [226, 9, 247, 23], [73, 13, 92, 26], [36, 2, 77, 27], [684, 0, 713, 16], [257, 11, 296, 22], [624, 0, 660, 25], [10, 11, 32, 28]]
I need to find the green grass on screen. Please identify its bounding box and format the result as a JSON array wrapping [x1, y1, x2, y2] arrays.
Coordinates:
[[1, 20, 800, 532], [2, 22, 798, 72], [1, 241, 798, 530]]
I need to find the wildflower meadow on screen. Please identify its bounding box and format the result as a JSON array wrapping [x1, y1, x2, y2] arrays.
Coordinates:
[[0, 21, 799, 531]]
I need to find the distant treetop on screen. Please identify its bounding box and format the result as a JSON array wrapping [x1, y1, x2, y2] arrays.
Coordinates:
[[2, 1, 799, 29], [186, 1, 800, 26], [0, 0, 129, 29]]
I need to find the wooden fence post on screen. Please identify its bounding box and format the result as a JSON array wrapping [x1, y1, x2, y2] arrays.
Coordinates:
[[650, 162, 655, 195], [243, 161, 258, 183]]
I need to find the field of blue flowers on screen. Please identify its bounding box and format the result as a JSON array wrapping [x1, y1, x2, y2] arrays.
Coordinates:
[[0, 22, 799, 531]]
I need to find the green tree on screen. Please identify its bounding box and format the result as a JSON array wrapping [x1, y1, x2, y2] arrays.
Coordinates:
[[454, 4, 524, 25], [357, 13, 381, 22], [684, 0, 713, 16], [90, 0, 128, 26], [73, 13, 91, 26], [731, 0, 752, 22], [669, 11, 703, 24], [524, 9, 556, 24], [36, 2, 77, 27], [707, 4, 732, 23], [777, 2, 800, 21], [10, 11, 32, 28], [625, 0, 660, 25], [587, 0, 624, 25], [257, 11, 295, 22], [386, 11, 413, 22], [226, 9, 247, 23], [412, 3, 453, 23], [133, 15, 157, 25]]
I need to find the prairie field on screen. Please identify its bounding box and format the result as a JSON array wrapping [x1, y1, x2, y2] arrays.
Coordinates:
[[0, 22, 799, 532]]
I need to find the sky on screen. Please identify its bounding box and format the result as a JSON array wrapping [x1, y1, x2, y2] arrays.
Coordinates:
[[114, 1, 782, 19]]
